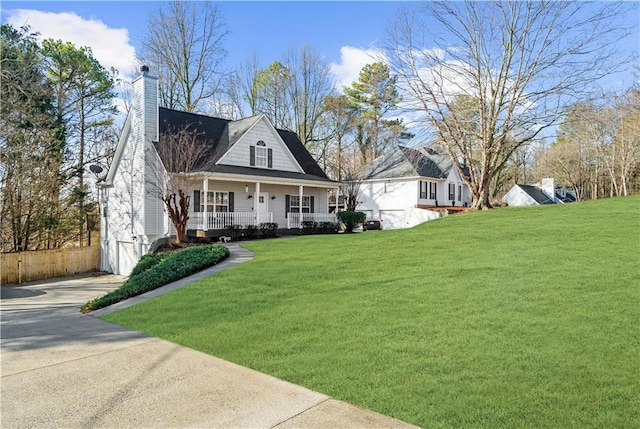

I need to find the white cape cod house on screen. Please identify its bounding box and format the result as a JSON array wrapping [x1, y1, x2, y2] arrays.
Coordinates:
[[99, 66, 338, 275], [356, 146, 471, 229]]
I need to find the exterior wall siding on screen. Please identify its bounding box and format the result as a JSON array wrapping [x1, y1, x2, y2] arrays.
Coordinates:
[[144, 78, 158, 142], [220, 119, 302, 173], [103, 72, 160, 275], [502, 187, 538, 206], [442, 168, 472, 207], [357, 174, 471, 229], [144, 149, 167, 236]]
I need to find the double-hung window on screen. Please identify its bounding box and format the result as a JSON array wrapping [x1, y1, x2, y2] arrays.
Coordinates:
[[429, 182, 437, 200], [458, 185, 462, 202], [255, 141, 268, 167], [201, 191, 215, 213], [250, 140, 272, 168], [196, 191, 229, 212], [448, 183, 455, 200], [420, 181, 428, 199], [290, 195, 311, 213], [213, 192, 229, 212]]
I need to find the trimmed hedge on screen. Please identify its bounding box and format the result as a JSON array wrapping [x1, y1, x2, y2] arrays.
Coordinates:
[[301, 221, 339, 235], [81, 244, 230, 313]]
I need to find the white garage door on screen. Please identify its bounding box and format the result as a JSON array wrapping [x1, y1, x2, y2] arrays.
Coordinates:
[[380, 210, 406, 229], [117, 241, 136, 276]]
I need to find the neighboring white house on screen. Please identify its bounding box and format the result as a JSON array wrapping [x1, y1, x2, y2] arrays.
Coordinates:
[[356, 146, 472, 229], [99, 66, 338, 275], [502, 178, 576, 207]]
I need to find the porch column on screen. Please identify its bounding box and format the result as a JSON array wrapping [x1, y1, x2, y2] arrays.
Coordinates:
[[203, 178, 208, 231], [299, 185, 304, 228], [255, 182, 261, 225]]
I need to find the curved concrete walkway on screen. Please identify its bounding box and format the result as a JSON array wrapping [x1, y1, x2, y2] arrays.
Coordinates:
[[1, 243, 419, 429]]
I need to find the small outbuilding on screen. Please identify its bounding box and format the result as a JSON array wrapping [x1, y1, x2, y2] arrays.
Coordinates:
[[502, 178, 576, 206]]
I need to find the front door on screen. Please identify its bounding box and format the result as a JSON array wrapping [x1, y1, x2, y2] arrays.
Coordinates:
[[257, 192, 269, 223]]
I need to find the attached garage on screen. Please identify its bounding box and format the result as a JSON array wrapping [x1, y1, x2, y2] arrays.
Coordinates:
[[379, 210, 406, 229]]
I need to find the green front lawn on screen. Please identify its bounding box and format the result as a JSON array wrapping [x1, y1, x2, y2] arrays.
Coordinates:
[[103, 196, 640, 428]]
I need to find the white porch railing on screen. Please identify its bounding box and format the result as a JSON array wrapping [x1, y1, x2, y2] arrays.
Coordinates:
[[188, 212, 273, 230], [287, 213, 338, 229]]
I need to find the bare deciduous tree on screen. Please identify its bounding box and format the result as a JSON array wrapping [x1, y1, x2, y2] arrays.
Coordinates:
[[140, 1, 229, 113], [538, 88, 640, 200], [385, 0, 636, 209], [147, 125, 208, 243], [319, 94, 358, 180], [610, 88, 640, 196], [284, 45, 334, 150]]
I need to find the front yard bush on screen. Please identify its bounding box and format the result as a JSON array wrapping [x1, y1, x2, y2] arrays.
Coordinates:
[[318, 221, 339, 234], [301, 220, 318, 235], [129, 252, 167, 277], [81, 244, 229, 313], [337, 210, 366, 233], [301, 221, 339, 235], [243, 224, 259, 239], [224, 224, 243, 240], [259, 222, 278, 238]]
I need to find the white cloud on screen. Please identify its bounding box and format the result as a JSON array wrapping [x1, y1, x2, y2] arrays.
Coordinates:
[[5, 9, 138, 79], [330, 46, 386, 91]]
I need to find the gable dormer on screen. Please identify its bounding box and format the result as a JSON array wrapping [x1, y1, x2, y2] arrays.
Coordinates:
[[216, 115, 304, 173]]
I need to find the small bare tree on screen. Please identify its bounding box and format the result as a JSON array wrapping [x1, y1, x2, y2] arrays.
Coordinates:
[[148, 124, 208, 243], [340, 148, 366, 211]]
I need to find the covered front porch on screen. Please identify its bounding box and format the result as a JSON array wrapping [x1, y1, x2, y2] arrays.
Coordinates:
[[188, 211, 338, 231], [185, 175, 340, 233]]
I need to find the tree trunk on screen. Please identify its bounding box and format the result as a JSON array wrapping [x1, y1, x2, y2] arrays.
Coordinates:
[[163, 190, 190, 243], [470, 172, 493, 210]]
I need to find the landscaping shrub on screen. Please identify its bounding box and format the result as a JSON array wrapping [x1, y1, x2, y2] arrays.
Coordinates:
[[337, 210, 366, 233], [243, 224, 258, 239], [301, 220, 318, 235], [259, 222, 278, 238], [318, 221, 339, 234], [129, 252, 167, 277], [224, 224, 243, 240], [81, 244, 229, 313]]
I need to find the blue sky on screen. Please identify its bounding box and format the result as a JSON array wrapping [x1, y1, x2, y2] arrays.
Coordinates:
[[2, 0, 638, 129], [2, 1, 410, 91]]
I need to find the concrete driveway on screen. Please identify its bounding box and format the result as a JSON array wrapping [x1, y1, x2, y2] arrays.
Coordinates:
[[1, 247, 418, 428]]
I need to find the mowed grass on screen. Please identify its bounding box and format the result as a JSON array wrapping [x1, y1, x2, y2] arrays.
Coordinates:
[[103, 196, 639, 428]]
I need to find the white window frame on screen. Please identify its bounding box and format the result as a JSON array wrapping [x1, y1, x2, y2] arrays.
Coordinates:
[[290, 195, 311, 213], [255, 145, 267, 168], [202, 191, 229, 213], [214, 191, 229, 212]]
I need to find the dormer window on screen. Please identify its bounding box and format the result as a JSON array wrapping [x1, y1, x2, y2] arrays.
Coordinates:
[[250, 140, 273, 168], [256, 143, 268, 167]]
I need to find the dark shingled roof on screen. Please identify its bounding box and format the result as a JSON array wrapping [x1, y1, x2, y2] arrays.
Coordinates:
[[361, 145, 466, 180], [517, 185, 555, 204], [156, 107, 331, 182]]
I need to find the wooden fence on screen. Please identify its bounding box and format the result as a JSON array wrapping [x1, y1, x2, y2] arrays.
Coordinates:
[[1, 246, 101, 285]]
